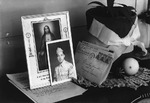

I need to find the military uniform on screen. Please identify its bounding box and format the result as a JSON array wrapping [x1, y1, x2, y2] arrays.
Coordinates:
[[54, 60, 75, 82]]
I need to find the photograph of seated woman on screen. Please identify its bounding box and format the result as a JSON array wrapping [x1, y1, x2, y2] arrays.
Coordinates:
[[53, 47, 76, 82], [38, 25, 56, 70]]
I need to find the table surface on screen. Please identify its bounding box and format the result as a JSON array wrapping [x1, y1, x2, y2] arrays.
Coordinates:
[[1, 34, 150, 103], [1, 75, 150, 103]]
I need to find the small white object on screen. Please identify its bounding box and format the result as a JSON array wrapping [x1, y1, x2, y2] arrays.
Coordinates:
[[123, 58, 139, 75]]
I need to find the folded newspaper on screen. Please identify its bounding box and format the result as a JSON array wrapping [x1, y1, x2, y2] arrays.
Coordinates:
[[75, 41, 114, 87], [6, 72, 87, 103], [74, 41, 150, 90]]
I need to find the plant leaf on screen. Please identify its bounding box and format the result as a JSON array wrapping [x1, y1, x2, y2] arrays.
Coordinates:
[[113, 3, 136, 24], [115, 3, 127, 7], [114, 3, 136, 12], [107, 0, 115, 17], [107, 0, 115, 7], [88, 1, 105, 7], [127, 6, 136, 12]]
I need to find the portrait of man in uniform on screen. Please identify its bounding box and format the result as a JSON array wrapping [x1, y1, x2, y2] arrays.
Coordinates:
[[46, 40, 77, 85], [54, 47, 75, 82]]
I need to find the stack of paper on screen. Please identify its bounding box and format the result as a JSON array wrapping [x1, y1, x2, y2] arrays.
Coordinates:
[[7, 72, 87, 103], [75, 41, 114, 86]]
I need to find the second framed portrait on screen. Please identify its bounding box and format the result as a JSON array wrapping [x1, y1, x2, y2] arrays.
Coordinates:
[[46, 39, 77, 85], [21, 11, 73, 89]]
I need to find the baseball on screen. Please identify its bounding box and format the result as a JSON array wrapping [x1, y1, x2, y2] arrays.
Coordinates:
[[123, 58, 139, 75]]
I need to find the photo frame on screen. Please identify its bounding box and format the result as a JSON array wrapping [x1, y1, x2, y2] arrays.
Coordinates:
[[21, 11, 72, 89], [46, 39, 77, 85]]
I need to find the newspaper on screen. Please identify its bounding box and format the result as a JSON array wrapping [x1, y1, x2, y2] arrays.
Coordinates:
[[75, 41, 114, 86], [7, 72, 87, 103]]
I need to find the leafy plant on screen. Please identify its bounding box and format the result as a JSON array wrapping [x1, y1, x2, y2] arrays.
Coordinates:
[[88, 0, 136, 24]]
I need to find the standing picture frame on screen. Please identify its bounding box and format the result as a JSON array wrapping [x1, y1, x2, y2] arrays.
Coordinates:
[[21, 11, 73, 89]]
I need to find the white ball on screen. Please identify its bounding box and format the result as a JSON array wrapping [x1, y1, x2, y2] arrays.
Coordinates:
[[123, 58, 139, 75]]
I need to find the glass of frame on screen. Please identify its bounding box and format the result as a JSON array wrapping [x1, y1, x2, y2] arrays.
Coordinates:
[[21, 11, 75, 89]]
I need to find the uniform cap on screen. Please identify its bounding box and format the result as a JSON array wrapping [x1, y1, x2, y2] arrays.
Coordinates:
[[56, 47, 63, 54]]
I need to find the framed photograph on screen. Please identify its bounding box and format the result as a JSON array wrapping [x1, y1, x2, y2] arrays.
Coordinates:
[[21, 11, 72, 89], [46, 39, 77, 85]]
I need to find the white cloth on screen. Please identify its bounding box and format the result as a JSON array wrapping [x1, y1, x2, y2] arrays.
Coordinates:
[[89, 18, 140, 46], [89, 18, 147, 55], [138, 19, 150, 48]]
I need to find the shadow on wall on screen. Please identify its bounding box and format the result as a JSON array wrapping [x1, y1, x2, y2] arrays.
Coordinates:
[[0, 6, 44, 77], [0, 36, 27, 77], [0, 0, 90, 38], [0, 6, 44, 38]]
